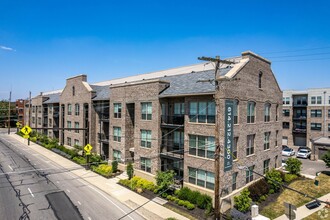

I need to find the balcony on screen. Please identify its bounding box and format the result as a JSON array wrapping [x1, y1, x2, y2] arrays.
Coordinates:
[[161, 115, 184, 128], [98, 133, 109, 143], [293, 102, 308, 107], [293, 115, 307, 120], [99, 113, 110, 122], [292, 127, 307, 133], [160, 143, 184, 159], [53, 112, 59, 118]]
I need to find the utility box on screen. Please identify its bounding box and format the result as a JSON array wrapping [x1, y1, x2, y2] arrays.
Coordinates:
[[251, 205, 259, 217]]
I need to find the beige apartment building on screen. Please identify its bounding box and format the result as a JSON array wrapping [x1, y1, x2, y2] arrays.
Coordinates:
[[24, 51, 282, 210]]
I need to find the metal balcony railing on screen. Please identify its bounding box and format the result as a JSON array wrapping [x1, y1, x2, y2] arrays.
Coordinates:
[[161, 115, 184, 126], [98, 133, 109, 143]]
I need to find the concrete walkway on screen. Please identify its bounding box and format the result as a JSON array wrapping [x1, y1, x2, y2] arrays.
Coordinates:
[[9, 133, 189, 220], [275, 193, 330, 220]]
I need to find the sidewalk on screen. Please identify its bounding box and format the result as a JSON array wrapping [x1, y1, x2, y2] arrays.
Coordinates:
[[275, 193, 330, 220], [9, 133, 189, 220]]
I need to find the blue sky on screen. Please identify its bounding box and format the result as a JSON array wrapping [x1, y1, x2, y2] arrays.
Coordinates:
[[1, 0, 330, 100]]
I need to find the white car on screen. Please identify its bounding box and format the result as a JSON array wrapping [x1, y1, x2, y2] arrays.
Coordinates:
[[282, 147, 295, 156], [297, 149, 311, 159]]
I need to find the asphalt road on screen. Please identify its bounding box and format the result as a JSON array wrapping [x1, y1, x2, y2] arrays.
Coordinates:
[[0, 131, 144, 220]]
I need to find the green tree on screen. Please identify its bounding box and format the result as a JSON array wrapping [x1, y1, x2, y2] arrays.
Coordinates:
[[321, 151, 330, 167], [155, 170, 175, 191], [265, 168, 283, 192], [126, 162, 134, 180], [285, 158, 302, 175], [0, 99, 17, 127], [112, 160, 118, 173], [234, 188, 252, 213]]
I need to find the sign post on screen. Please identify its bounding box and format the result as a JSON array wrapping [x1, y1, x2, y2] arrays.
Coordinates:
[[84, 144, 93, 170], [284, 202, 297, 220], [224, 100, 234, 171]]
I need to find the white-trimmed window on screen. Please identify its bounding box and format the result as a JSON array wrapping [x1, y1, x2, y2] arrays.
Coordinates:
[[189, 135, 215, 159], [264, 132, 270, 150], [174, 103, 185, 115], [141, 102, 152, 120], [114, 103, 122, 118], [246, 165, 254, 183], [247, 101, 255, 123], [317, 96, 322, 104], [311, 123, 322, 131], [234, 100, 239, 124], [232, 172, 238, 191], [67, 137, 71, 146], [282, 97, 290, 105], [188, 167, 214, 190], [74, 139, 79, 146], [141, 130, 151, 148], [189, 101, 215, 124], [75, 104, 80, 116], [113, 150, 121, 162], [75, 122, 79, 133], [140, 157, 151, 173], [246, 134, 255, 156], [264, 103, 271, 122], [311, 109, 322, 118], [67, 121, 71, 131], [113, 127, 121, 142], [68, 104, 72, 115], [263, 159, 270, 174]]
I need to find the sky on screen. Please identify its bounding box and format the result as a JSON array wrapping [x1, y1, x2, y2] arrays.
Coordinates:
[[1, 0, 330, 100]]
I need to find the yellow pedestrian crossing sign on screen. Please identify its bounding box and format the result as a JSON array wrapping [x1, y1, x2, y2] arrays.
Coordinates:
[[16, 122, 21, 128], [84, 144, 93, 155], [21, 125, 32, 135]]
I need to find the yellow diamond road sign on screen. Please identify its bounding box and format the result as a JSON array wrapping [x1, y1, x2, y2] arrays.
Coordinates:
[[84, 144, 93, 155], [21, 125, 32, 135]]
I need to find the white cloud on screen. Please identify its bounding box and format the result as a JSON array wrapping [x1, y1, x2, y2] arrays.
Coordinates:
[[0, 45, 15, 51]]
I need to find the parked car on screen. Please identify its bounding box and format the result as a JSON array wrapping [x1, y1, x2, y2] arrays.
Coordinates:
[[298, 146, 311, 151], [282, 159, 287, 169], [282, 147, 295, 156], [297, 148, 311, 159], [282, 145, 289, 150]]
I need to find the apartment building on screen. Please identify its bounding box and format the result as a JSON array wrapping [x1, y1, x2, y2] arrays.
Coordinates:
[[24, 51, 282, 210], [15, 99, 25, 125]]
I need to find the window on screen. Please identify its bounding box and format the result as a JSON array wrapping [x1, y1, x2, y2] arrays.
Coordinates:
[[67, 121, 71, 131], [328, 124, 330, 132], [75, 104, 80, 116], [32, 106, 35, 113], [233, 100, 239, 124], [311, 96, 316, 104], [113, 150, 121, 162], [67, 137, 71, 146], [264, 103, 271, 122], [246, 134, 255, 156], [74, 139, 79, 146], [246, 166, 254, 184], [275, 130, 278, 147], [264, 132, 270, 150], [189, 135, 215, 159], [49, 118, 52, 127], [114, 103, 122, 118], [189, 101, 215, 124], [311, 109, 322, 117], [247, 101, 255, 123], [141, 102, 152, 120], [32, 117, 35, 124], [174, 103, 185, 115], [38, 106, 41, 113], [275, 155, 278, 168], [38, 117, 41, 125], [232, 172, 238, 191], [283, 97, 290, 105], [328, 110, 330, 118], [283, 122, 290, 129], [263, 159, 270, 174], [72, 86, 75, 96], [68, 104, 72, 115], [317, 96, 322, 104], [188, 167, 215, 190], [140, 157, 151, 173], [276, 105, 278, 121], [283, 109, 290, 117], [113, 127, 121, 142], [49, 106, 53, 114], [258, 72, 262, 88], [233, 137, 238, 160], [311, 123, 322, 131], [141, 130, 151, 148], [173, 131, 184, 150], [75, 122, 79, 133]]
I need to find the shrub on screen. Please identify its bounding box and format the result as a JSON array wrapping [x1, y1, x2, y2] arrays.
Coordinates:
[[136, 178, 156, 191], [196, 194, 212, 209], [167, 195, 172, 200], [153, 189, 159, 194], [93, 164, 113, 177], [285, 158, 302, 175], [234, 188, 252, 213], [155, 170, 175, 192], [174, 189, 180, 196], [119, 179, 130, 187], [175, 198, 180, 204], [166, 218, 178, 220], [248, 178, 269, 202], [126, 162, 134, 180], [162, 193, 168, 198], [112, 160, 118, 173], [136, 188, 143, 193], [73, 156, 86, 165], [265, 168, 283, 192], [177, 187, 192, 201], [322, 151, 330, 167], [187, 190, 201, 205], [259, 195, 267, 202], [269, 189, 275, 194], [130, 176, 141, 190], [30, 136, 37, 142], [186, 203, 195, 210], [284, 174, 298, 183], [178, 200, 185, 206]]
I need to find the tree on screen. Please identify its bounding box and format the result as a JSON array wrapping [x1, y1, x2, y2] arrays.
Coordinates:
[[234, 188, 252, 213], [321, 151, 330, 167], [126, 162, 134, 180], [265, 168, 283, 192], [112, 160, 118, 173], [0, 99, 17, 127], [285, 158, 302, 175], [155, 170, 175, 191]]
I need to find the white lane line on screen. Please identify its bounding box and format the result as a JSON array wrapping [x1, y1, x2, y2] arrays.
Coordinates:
[[77, 201, 81, 205], [34, 163, 37, 166], [8, 165, 13, 171], [28, 188, 35, 197], [67, 189, 71, 193]]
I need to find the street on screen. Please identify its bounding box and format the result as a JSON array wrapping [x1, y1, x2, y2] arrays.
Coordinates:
[[0, 130, 144, 220]]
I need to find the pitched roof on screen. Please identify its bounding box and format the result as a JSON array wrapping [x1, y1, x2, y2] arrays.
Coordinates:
[[43, 92, 61, 104], [90, 85, 110, 101]]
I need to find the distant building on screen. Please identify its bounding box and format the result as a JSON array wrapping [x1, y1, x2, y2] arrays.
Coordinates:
[[16, 99, 26, 126]]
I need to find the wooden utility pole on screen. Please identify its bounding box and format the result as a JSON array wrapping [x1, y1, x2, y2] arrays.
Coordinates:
[[198, 56, 234, 220], [28, 91, 31, 145], [7, 91, 12, 134]]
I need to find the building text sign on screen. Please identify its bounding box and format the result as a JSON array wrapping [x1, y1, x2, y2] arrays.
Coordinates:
[[224, 100, 234, 172]]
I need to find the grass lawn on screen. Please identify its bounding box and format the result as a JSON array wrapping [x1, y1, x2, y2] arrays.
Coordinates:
[[303, 208, 330, 220], [260, 174, 330, 219]]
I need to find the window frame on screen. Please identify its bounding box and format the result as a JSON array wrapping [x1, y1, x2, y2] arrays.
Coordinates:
[[140, 157, 151, 173], [140, 129, 152, 148], [264, 132, 270, 150], [263, 159, 270, 174], [188, 135, 215, 159], [114, 103, 122, 118], [113, 127, 122, 142], [247, 101, 256, 123], [74, 122, 79, 133], [264, 103, 271, 122], [67, 104, 72, 115], [246, 134, 255, 156], [246, 166, 254, 184], [75, 103, 80, 116], [141, 102, 152, 120], [188, 167, 215, 190], [311, 123, 322, 131], [189, 101, 215, 124]]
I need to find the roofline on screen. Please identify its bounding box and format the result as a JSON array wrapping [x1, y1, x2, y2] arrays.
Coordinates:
[[242, 51, 271, 64], [159, 92, 215, 98]]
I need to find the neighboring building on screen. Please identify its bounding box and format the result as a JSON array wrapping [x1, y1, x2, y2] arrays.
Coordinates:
[[24, 51, 282, 211], [282, 88, 330, 150], [15, 99, 25, 126], [311, 137, 330, 160]]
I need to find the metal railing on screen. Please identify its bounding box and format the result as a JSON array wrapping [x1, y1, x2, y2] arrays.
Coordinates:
[[161, 115, 184, 125]]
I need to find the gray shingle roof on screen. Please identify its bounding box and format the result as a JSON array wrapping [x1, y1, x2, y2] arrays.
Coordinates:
[[91, 85, 110, 101], [43, 93, 61, 104], [159, 67, 232, 97]]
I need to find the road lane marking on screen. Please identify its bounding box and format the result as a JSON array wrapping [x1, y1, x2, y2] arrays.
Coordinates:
[[8, 165, 13, 171], [28, 188, 35, 197], [77, 201, 81, 205], [67, 189, 71, 193]]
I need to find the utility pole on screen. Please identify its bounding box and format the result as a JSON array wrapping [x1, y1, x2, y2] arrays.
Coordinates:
[[7, 91, 12, 134], [28, 91, 31, 145], [198, 56, 234, 220]]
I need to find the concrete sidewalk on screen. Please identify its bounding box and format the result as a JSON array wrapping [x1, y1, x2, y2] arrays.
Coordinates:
[[9, 133, 189, 220], [275, 193, 330, 220]]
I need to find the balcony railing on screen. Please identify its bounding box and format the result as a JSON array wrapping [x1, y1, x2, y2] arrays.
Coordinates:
[[293, 115, 307, 120], [98, 133, 109, 143], [293, 102, 308, 107], [53, 112, 59, 118], [161, 115, 184, 126], [160, 142, 184, 159], [99, 113, 110, 122], [292, 127, 307, 133]]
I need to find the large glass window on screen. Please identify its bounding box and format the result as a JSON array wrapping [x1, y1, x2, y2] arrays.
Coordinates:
[[113, 127, 121, 142], [283, 109, 290, 117], [114, 103, 122, 118], [68, 104, 72, 115], [264, 103, 271, 122], [247, 101, 255, 123], [317, 96, 322, 104], [113, 150, 121, 162], [234, 100, 239, 124], [140, 157, 151, 173], [189, 135, 215, 159], [75, 104, 80, 116], [283, 122, 290, 129], [141, 130, 152, 148], [75, 122, 79, 133], [311, 123, 322, 131], [246, 166, 254, 183], [141, 102, 152, 120], [264, 132, 270, 150], [188, 167, 214, 190], [189, 101, 215, 124], [173, 131, 184, 150], [311, 96, 316, 104], [311, 109, 322, 117], [263, 159, 270, 174], [174, 103, 185, 115], [246, 134, 255, 156]]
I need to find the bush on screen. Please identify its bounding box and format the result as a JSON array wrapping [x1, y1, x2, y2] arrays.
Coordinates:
[[248, 178, 269, 202], [265, 168, 283, 192], [167, 195, 172, 200], [269, 189, 275, 194], [156, 170, 175, 192], [136, 178, 156, 191], [175, 198, 180, 204], [178, 200, 185, 206], [119, 179, 130, 187], [234, 188, 252, 213], [162, 193, 168, 198], [30, 136, 37, 142], [322, 151, 330, 167], [196, 194, 212, 209], [284, 174, 298, 183], [166, 218, 178, 220], [259, 195, 267, 202], [112, 160, 118, 173], [285, 158, 302, 175], [126, 162, 134, 180], [187, 190, 201, 205], [174, 190, 180, 196], [177, 187, 192, 201], [73, 156, 86, 165], [93, 164, 113, 177], [186, 203, 195, 210]]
